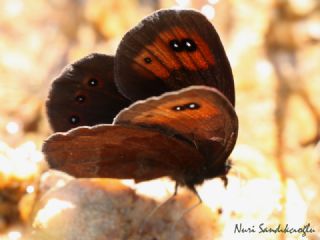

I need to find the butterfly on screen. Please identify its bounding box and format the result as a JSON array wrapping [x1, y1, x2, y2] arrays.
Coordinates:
[[43, 9, 238, 195]]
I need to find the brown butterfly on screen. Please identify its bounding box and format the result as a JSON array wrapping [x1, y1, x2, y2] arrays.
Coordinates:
[[44, 86, 237, 191], [43, 9, 238, 194]]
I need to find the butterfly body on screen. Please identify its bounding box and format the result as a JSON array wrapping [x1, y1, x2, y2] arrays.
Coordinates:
[[43, 9, 238, 192]]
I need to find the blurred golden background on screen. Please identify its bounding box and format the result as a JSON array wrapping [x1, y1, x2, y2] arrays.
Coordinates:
[[0, 0, 319, 239]]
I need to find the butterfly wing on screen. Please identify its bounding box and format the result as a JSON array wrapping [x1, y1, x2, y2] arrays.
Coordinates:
[[46, 53, 131, 132], [115, 86, 238, 152], [115, 9, 234, 105], [114, 86, 238, 184], [43, 124, 205, 182]]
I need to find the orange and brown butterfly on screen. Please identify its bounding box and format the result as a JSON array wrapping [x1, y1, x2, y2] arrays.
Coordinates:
[[43, 9, 238, 194]]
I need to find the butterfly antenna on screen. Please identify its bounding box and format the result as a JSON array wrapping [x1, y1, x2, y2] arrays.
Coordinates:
[[138, 182, 179, 235], [170, 185, 202, 232]]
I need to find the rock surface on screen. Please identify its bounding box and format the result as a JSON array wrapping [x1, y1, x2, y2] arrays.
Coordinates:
[[27, 171, 220, 240]]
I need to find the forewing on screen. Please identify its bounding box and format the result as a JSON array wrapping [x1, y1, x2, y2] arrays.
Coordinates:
[[115, 9, 234, 105]]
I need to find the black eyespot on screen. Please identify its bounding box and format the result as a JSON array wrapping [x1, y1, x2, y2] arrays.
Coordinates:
[[186, 102, 200, 110], [88, 78, 98, 87], [169, 39, 183, 52], [172, 105, 186, 111], [75, 95, 86, 103], [182, 38, 197, 52], [69, 115, 80, 124], [217, 208, 223, 215], [144, 57, 152, 64]]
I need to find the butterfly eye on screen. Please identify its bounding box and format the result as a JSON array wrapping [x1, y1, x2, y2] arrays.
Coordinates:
[[69, 115, 80, 124], [144, 57, 152, 64], [75, 95, 86, 103], [186, 103, 200, 109], [172, 105, 186, 111], [169, 39, 183, 52], [182, 38, 197, 52], [88, 78, 98, 87]]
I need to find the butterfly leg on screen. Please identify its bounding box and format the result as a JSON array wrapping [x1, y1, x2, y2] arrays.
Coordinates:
[[191, 133, 199, 150], [188, 184, 202, 204], [170, 185, 202, 233], [218, 158, 232, 188], [138, 182, 179, 235], [220, 175, 228, 188], [174, 181, 179, 195]]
